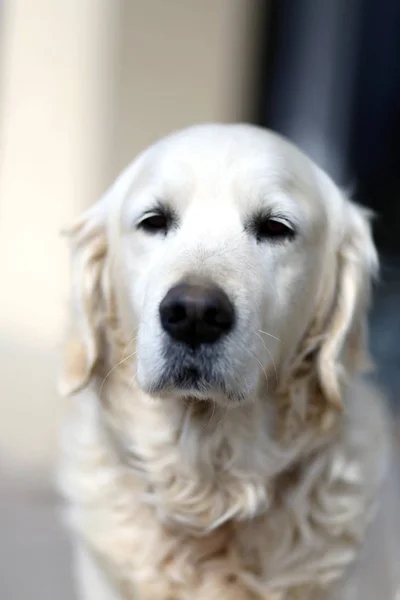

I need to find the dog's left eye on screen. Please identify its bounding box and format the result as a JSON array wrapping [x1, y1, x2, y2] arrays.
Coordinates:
[[253, 217, 295, 242], [138, 212, 170, 234]]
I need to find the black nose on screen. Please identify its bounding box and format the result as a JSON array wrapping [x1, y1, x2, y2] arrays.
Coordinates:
[[159, 281, 235, 348]]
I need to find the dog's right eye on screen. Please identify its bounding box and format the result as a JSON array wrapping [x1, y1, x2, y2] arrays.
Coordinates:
[[137, 212, 170, 234]]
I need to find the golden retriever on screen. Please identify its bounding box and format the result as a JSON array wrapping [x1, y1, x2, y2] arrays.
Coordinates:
[[58, 124, 400, 599]]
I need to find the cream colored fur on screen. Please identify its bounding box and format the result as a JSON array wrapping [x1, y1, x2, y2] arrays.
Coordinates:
[[58, 124, 400, 599]]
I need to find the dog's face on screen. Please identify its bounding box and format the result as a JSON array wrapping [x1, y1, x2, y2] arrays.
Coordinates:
[[120, 126, 331, 404], [61, 125, 378, 410]]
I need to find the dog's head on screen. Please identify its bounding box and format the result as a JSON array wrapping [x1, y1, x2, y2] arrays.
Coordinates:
[[60, 124, 377, 416]]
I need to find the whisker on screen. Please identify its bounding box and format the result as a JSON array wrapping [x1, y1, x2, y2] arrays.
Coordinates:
[[123, 325, 140, 353], [206, 403, 226, 434], [258, 329, 280, 342], [256, 355, 270, 392], [99, 349, 138, 399], [245, 342, 270, 392], [204, 400, 216, 432], [254, 331, 279, 386], [254, 331, 270, 354]]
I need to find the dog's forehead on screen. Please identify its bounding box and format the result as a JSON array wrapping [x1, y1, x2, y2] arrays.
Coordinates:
[[137, 125, 321, 209], [152, 125, 312, 180]]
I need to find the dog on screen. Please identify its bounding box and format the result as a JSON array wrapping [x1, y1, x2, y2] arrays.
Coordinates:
[[58, 124, 400, 599]]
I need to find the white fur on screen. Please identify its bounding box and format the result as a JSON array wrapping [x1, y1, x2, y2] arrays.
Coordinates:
[[59, 124, 400, 599]]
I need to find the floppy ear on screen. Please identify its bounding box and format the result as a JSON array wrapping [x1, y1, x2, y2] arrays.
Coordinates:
[[58, 202, 109, 397], [315, 201, 378, 410], [281, 197, 378, 433], [58, 160, 144, 397]]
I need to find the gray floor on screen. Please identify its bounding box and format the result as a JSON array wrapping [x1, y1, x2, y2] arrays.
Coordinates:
[[0, 468, 75, 600]]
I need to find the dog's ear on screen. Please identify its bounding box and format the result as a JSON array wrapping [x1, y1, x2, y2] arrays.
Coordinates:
[[58, 200, 110, 397], [315, 200, 378, 410], [58, 161, 144, 397], [282, 195, 378, 433]]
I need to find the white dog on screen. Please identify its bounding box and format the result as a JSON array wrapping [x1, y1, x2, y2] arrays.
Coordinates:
[[59, 124, 400, 599]]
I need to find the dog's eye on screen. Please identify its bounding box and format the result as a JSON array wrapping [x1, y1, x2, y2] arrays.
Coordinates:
[[138, 212, 170, 234], [254, 217, 295, 242]]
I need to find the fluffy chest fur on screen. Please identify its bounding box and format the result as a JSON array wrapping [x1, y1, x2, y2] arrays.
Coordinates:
[[59, 375, 389, 600]]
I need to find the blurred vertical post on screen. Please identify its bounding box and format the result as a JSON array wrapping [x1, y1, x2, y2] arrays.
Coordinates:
[[0, 0, 121, 468]]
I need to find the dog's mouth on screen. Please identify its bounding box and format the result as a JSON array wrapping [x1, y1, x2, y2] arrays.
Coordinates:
[[156, 360, 215, 395], [148, 358, 246, 405], [175, 366, 202, 388], [138, 330, 255, 405]]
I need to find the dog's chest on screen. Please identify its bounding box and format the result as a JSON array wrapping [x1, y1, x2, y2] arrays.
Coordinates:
[[72, 457, 360, 600], [62, 396, 382, 599]]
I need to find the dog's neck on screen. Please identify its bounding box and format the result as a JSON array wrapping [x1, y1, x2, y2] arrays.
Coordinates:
[[100, 367, 334, 533]]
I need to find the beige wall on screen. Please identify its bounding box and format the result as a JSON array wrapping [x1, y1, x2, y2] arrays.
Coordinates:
[[112, 0, 262, 172], [0, 0, 263, 472]]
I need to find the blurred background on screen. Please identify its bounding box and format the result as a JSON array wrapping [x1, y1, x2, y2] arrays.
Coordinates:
[[0, 1, 398, 598]]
